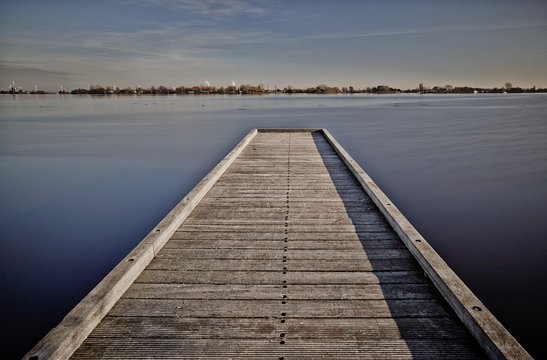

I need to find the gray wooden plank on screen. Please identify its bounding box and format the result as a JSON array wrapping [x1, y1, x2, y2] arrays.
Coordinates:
[[86, 316, 470, 340], [182, 218, 387, 226], [108, 298, 451, 318], [188, 207, 380, 216], [72, 338, 483, 360], [176, 224, 392, 233], [185, 212, 385, 222], [162, 239, 405, 250], [146, 258, 418, 271], [135, 270, 428, 285], [124, 283, 434, 300], [171, 231, 398, 240], [155, 248, 413, 260]]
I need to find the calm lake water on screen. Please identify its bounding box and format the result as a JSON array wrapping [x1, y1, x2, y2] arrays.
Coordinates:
[[1, 94, 546, 358]]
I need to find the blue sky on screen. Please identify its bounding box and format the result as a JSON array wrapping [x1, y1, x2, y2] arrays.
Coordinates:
[[1, 0, 546, 90]]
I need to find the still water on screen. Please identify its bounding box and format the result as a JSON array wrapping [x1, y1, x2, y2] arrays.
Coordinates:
[[1, 94, 546, 358]]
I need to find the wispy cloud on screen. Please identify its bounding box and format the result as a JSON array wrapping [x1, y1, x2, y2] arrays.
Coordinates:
[[287, 22, 547, 42], [75, 25, 276, 65], [128, 0, 270, 18]]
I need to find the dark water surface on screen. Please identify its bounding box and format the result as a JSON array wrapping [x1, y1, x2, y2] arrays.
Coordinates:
[[1, 94, 546, 358]]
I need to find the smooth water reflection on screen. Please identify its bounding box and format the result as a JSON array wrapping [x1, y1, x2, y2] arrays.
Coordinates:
[[1, 94, 546, 358]]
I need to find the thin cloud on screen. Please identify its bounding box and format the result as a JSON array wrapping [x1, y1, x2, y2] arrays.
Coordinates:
[[128, 0, 270, 17], [288, 22, 547, 42]]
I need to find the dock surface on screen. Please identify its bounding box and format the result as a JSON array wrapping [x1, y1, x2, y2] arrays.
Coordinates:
[[26, 129, 531, 360]]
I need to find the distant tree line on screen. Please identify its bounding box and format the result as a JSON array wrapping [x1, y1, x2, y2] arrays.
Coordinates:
[[68, 83, 404, 95], [2, 82, 546, 95], [404, 82, 543, 94]]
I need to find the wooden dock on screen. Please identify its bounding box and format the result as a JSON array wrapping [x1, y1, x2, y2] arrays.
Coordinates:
[[25, 129, 531, 359]]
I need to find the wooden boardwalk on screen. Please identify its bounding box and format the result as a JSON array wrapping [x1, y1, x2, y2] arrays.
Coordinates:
[[26, 129, 531, 360]]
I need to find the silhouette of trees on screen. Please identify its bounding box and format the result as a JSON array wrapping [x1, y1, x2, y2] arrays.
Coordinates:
[[4, 81, 546, 95]]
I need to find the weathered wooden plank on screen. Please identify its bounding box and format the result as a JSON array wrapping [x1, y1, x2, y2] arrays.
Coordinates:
[[203, 194, 371, 201], [72, 338, 483, 360], [146, 258, 418, 271], [219, 174, 354, 179], [223, 169, 351, 175], [124, 283, 434, 300], [188, 207, 380, 215], [185, 211, 384, 221], [231, 161, 346, 166], [207, 188, 366, 194], [162, 239, 405, 250], [198, 198, 370, 204], [86, 316, 470, 340], [135, 270, 428, 285], [186, 210, 383, 219], [171, 231, 398, 241], [108, 298, 451, 318], [208, 187, 360, 193], [194, 204, 372, 212], [176, 224, 392, 233], [155, 248, 413, 260], [182, 219, 387, 226]]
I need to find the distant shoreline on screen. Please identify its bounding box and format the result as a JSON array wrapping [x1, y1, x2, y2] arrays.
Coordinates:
[[2, 91, 546, 96], [3, 83, 546, 96]]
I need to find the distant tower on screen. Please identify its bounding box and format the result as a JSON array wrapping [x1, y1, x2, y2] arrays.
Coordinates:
[[34, 85, 38, 92]]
